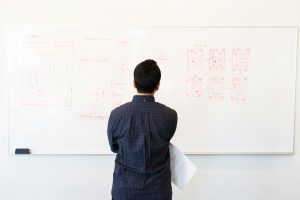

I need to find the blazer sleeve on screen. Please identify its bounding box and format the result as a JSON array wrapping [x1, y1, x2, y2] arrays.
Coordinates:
[[166, 109, 178, 140], [170, 110, 178, 137], [107, 111, 119, 153]]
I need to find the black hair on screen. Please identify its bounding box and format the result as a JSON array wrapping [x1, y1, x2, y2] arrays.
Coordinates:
[[134, 59, 161, 93]]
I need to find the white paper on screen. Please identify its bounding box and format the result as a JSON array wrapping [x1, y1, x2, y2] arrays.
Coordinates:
[[169, 143, 197, 189]]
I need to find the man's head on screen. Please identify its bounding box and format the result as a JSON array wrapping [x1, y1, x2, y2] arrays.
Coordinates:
[[134, 59, 161, 94]]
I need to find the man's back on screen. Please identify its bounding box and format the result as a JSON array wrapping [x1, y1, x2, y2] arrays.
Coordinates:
[[108, 95, 177, 200]]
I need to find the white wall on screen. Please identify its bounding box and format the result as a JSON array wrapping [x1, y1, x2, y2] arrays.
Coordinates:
[[0, 0, 299, 199]]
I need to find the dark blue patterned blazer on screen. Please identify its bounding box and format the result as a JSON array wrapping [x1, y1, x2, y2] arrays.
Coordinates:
[[107, 95, 177, 200]]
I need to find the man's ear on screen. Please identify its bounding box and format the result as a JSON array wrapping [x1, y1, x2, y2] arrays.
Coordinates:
[[133, 80, 136, 88], [156, 82, 160, 91]]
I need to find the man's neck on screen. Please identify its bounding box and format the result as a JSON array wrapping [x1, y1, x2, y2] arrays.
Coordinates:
[[136, 92, 155, 96]]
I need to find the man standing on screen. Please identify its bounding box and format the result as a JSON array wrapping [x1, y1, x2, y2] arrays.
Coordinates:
[[107, 59, 178, 200]]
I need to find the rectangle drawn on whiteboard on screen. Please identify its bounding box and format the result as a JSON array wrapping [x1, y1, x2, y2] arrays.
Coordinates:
[[187, 48, 203, 70], [209, 48, 225, 71], [22, 63, 73, 106], [232, 48, 250, 72], [230, 77, 247, 101], [26, 34, 74, 62], [208, 77, 225, 100], [186, 75, 202, 97]]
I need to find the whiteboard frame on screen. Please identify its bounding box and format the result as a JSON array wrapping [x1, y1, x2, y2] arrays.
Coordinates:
[[5, 26, 298, 155]]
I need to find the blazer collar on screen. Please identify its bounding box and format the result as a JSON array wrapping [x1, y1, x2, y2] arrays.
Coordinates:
[[132, 95, 155, 102]]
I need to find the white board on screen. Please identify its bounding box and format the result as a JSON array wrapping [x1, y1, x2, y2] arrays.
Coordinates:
[[5, 26, 297, 154]]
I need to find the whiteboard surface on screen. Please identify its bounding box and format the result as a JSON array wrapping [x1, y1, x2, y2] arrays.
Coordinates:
[[6, 26, 297, 154]]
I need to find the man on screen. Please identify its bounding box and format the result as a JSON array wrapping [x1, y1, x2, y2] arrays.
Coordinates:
[[107, 59, 178, 200]]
